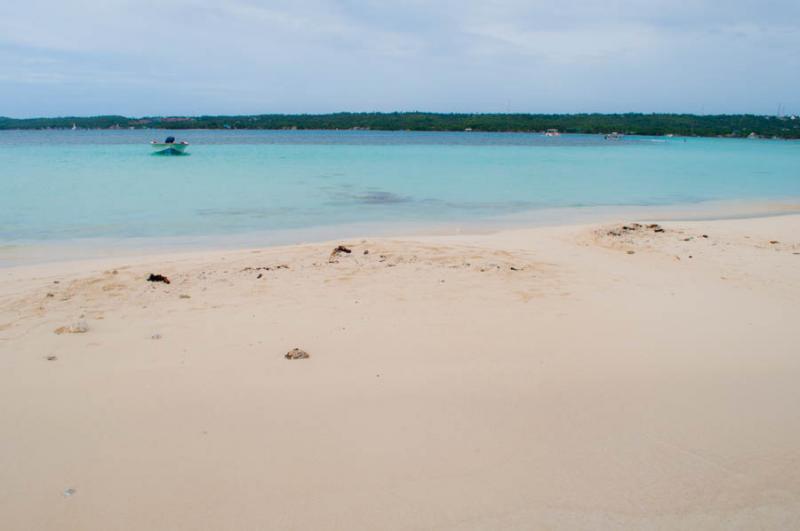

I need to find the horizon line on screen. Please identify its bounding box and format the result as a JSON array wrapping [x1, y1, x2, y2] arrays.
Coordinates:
[[2, 111, 798, 120]]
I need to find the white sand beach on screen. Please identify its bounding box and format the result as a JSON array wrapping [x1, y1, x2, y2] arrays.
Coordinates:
[[1, 214, 799, 530]]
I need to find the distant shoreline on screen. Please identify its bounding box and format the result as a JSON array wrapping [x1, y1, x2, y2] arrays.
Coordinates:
[[2, 112, 799, 139]]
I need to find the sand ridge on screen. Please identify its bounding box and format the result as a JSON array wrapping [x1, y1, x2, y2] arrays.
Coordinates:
[[1, 238, 553, 340]]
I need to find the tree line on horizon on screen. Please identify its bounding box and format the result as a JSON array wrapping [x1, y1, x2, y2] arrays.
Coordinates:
[[1, 113, 799, 138]]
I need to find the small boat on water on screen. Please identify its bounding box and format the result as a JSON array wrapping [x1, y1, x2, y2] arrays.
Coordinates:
[[604, 132, 623, 140], [151, 136, 189, 155], [544, 129, 561, 137]]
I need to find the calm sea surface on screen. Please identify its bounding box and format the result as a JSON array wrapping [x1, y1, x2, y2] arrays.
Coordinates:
[[1, 129, 798, 251]]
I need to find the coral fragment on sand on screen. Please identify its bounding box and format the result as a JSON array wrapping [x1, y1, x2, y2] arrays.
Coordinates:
[[285, 348, 310, 360]]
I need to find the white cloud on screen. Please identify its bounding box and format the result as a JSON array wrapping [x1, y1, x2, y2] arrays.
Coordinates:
[[0, 0, 798, 116]]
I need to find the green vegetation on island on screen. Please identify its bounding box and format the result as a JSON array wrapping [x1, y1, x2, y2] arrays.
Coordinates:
[[1, 113, 799, 138]]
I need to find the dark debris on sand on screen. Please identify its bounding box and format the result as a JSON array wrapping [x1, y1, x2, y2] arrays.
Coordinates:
[[285, 348, 310, 360], [329, 245, 353, 263], [242, 265, 289, 272], [607, 223, 664, 237]]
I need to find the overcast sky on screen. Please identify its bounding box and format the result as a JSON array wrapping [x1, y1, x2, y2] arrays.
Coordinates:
[[1, 0, 798, 117]]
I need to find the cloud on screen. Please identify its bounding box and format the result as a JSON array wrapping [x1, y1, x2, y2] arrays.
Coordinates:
[[0, 0, 798, 116]]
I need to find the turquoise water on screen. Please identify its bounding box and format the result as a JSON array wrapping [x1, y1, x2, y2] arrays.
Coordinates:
[[1, 130, 798, 246]]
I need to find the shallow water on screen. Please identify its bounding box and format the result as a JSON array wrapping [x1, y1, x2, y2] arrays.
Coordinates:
[[1, 129, 798, 250]]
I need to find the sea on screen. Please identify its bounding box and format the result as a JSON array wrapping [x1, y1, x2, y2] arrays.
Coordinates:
[[1, 129, 799, 265]]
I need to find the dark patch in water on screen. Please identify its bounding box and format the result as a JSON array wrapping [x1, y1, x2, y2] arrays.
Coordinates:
[[355, 191, 411, 205], [322, 186, 412, 206]]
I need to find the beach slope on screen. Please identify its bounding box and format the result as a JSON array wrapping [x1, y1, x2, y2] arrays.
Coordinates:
[[1, 215, 799, 530]]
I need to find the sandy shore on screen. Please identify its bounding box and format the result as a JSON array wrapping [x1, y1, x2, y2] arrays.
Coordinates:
[[1, 215, 799, 530]]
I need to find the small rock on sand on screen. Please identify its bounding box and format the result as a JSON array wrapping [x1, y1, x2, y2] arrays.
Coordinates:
[[626, 250, 635, 255], [285, 348, 310, 360], [179, 294, 191, 299], [45, 356, 57, 361], [147, 273, 171, 284], [54, 320, 89, 335]]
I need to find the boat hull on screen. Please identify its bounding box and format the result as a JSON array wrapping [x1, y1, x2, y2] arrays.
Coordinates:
[[151, 142, 188, 155]]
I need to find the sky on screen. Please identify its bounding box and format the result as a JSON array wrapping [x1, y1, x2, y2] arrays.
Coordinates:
[[1, 0, 798, 117]]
